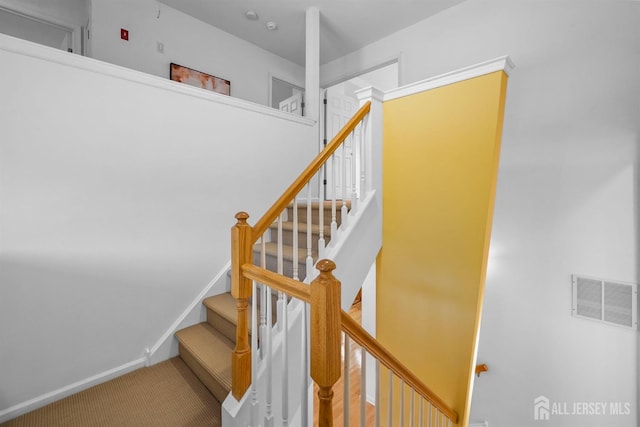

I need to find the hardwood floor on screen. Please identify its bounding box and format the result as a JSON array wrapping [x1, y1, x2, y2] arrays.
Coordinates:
[[313, 300, 376, 426]]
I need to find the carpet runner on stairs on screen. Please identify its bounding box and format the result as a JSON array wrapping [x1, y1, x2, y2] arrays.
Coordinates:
[[175, 201, 349, 409]]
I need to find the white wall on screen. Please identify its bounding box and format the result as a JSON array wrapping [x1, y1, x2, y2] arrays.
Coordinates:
[[89, 0, 304, 106], [323, 1, 640, 426], [0, 34, 316, 419]]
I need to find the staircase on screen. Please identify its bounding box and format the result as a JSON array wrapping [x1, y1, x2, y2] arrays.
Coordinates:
[[174, 201, 349, 414]]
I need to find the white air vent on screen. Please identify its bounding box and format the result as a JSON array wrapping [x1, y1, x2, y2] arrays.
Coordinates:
[[572, 275, 637, 329]]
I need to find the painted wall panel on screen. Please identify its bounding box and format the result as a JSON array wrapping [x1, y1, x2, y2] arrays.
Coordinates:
[[379, 71, 508, 424], [89, 0, 304, 107], [324, 2, 639, 425], [0, 35, 316, 418]]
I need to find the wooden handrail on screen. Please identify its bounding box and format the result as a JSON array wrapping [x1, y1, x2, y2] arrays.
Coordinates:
[[241, 264, 311, 303], [251, 101, 371, 239], [340, 311, 459, 424]]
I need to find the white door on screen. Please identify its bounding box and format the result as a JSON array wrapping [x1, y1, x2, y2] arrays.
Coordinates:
[[324, 88, 359, 201], [279, 91, 303, 116]]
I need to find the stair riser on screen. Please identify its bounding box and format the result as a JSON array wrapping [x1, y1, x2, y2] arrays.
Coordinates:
[[207, 308, 240, 345], [269, 228, 329, 252], [254, 252, 309, 281], [285, 205, 344, 227], [179, 344, 229, 403]]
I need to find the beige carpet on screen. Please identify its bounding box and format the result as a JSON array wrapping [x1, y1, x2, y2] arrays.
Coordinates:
[[2, 358, 221, 427]]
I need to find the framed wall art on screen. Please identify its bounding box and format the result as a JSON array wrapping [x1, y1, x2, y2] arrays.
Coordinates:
[[170, 63, 230, 96]]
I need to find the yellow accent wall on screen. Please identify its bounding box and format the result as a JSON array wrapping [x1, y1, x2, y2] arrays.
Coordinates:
[[379, 70, 508, 424]]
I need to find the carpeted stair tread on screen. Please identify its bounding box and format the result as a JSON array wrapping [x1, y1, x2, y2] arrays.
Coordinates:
[[204, 293, 254, 343], [270, 221, 332, 236], [287, 200, 352, 209], [1, 357, 221, 426], [175, 323, 233, 403], [204, 293, 247, 331]]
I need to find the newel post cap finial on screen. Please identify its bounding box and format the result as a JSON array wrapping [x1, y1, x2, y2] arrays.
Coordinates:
[[234, 211, 249, 224], [316, 259, 337, 278], [316, 259, 336, 272]]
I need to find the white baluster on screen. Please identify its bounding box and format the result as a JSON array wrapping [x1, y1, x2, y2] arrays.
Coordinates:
[[331, 153, 337, 238], [317, 181, 325, 259], [360, 117, 367, 199], [351, 130, 358, 214], [264, 285, 274, 427], [419, 398, 423, 427], [306, 184, 314, 278], [360, 347, 366, 427], [282, 286, 288, 426], [277, 214, 284, 332], [343, 334, 350, 427], [250, 280, 259, 426], [300, 302, 309, 427], [427, 402, 431, 427], [341, 138, 348, 228], [292, 197, 299, 281], [400, 380, 405, 427], [260, 237, 267, 359], [410, 388, 414, 427], [387, 370, 393, 427], [375, 360, 380, 427]]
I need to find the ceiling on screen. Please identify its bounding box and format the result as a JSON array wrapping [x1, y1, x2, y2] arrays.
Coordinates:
[[159, 0, 466, 66]]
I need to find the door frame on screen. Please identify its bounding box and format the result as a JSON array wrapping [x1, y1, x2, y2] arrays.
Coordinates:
[[0, 1, 83, 54], [320, 58, 401, 198]]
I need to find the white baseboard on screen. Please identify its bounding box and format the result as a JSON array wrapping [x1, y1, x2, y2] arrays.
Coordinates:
[[146, 261, 231, 366], [0, 263, 232, 423], [0, 357, 146, 423], [469, 422, 489, 427]]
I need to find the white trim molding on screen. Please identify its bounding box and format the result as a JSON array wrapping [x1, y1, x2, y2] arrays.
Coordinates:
[[0, 33, 315, 126], [384, 56, 514, 102]]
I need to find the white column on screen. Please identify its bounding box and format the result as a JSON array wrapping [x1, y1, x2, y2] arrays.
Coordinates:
[[305, 6, 320, 122]]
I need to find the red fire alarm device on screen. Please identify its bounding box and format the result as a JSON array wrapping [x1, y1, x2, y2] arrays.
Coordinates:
[[121, 28, 129, 41]]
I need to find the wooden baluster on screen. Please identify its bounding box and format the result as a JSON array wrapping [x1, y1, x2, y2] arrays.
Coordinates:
[[419, 398, 423, 427], [231, 212, 252, 400], [311, 260, 341, 427]]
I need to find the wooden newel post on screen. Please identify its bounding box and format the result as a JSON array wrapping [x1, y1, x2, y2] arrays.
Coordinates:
[[231, 211, 252, 400], [310, 259, 341, 427]]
